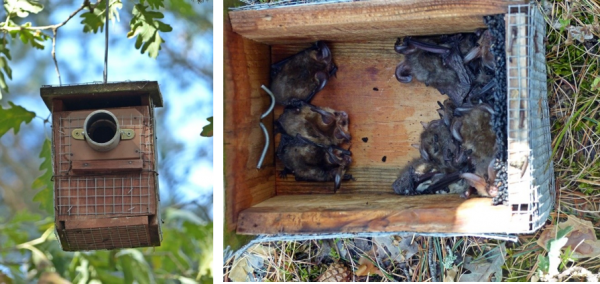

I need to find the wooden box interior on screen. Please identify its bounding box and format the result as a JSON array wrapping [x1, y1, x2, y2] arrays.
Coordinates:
[[225, 0, 530, 236]]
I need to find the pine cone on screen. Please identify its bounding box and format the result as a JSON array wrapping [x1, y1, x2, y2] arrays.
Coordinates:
[[317, 263, 351, 282]]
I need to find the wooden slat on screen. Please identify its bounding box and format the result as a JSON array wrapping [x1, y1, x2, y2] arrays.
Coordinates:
[[229, 0, 525, 45], [237, 194, 529, 234], [64, 216, 147, 230], [224, 12, 277, 232], [71, 159, 143, 174], [271, 41, 444, 194]]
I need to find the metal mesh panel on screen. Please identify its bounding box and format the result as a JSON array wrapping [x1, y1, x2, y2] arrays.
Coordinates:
[[506, 4, 555, 233], [54, 110, 156, 217], [60, 225, 150, 251]]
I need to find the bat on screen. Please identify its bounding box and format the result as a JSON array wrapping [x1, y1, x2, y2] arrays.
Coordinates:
[[395, 36, 472, 106], [277, 134, 352, 192], [450, 104, 499, 197], [276, 101, 351, 146], [270, 41, 337, 106]]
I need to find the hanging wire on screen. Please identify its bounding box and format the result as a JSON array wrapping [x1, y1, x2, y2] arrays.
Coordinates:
[[257, 85, 276, 169], [103, 0, 109, 83]]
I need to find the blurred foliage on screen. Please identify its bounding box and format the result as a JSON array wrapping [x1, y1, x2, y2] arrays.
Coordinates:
[[0, 0, 213, 283], [0, 207, 213, 283], [79, 0, 123, 34], [128, 3, 173, 58], [31, 138, 52, 215], [0, 101, 35, 137], [200, 116, 213, 137]]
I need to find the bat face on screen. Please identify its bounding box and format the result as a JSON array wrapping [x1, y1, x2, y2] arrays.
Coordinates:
[[270, 41, 337, 106], [277, 134, 352, 191], [276, 101, 351, 146]]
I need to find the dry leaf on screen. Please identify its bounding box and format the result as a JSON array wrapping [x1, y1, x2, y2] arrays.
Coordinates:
[[444, 265, 459, 282], [228, 244, 273, 282], [355, 256, 384, 277], [459, 243, 506, 282], [373, 236, 402, 262], [568, 25, 594, 43], [399, 237, 419, 260], [537, 215, 600, 258]]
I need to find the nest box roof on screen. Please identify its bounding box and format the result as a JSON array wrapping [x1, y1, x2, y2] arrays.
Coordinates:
[[40, 81, 163, 111]]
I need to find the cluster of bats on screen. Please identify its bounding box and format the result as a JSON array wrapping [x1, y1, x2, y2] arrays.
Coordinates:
[[392, 30, 502, 199], [271, 42, 353, 191], [268, 30, 502, 199]]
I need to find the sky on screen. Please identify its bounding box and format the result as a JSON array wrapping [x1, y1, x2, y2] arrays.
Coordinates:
[[3, 1, 213, 211]]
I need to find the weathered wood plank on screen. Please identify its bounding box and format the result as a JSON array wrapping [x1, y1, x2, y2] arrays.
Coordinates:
[[64, 216, 148, 230], [224, 12, 277, 232], [71, 159, 143, 174], [237, 194, 529, 234], [230, 0, 525, 45]]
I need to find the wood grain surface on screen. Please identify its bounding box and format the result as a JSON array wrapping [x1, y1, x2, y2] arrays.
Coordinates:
[[229, 0, 525, 45], [237, 194, 530, 234]]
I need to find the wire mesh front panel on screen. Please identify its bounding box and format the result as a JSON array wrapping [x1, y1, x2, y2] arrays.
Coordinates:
[[61, 225, 150, 251], [506, 4, 555, 233], [53, 107, 157, 218]]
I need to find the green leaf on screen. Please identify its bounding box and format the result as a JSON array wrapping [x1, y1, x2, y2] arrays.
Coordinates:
[[79, 0, 123, 33], [80, 11, 104, 33], [201, 116, 213, 137], [15, 23, 49, 49], [4, 0, 43, 18], [116, 249, 155, 284], [591, 77, 600, 91], [32, 139, 53, 215], [128, 4, 172, 58], [143, 0, 165, 9], [0, 44, 12, 60], [0, 101, 35, 137], [0, 56, 13, 80]]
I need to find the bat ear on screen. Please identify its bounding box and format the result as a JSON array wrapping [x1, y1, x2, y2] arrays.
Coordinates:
[[420, 121, 429, 129], [334, 126, 351, 141], [395, 62, 412, 83], [460, 173, 489, 197], [487, 159, 497, 182], [315, 41, 331, 63], [463, 46, 480, 63], [411, 143, 420, 149], [334, 173, 341, 192], [451, 119, 463, 142], [310, 105, 335, 125], [420, 146, 430, 161]]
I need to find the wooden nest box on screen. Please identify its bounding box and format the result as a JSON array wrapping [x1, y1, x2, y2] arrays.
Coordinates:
[[41, 81, 163, 251], [225, 1, 554, 237]]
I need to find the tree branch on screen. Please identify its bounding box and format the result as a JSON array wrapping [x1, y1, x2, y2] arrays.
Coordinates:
[[0, 1, 93, 32]]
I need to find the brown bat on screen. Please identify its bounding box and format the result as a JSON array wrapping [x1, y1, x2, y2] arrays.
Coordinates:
[[450, 104, 499, 197], [277, 134, 352, 191], [418, 119, 458, 174], [276, 101, 350, 146], [464, 29, 496, 71], [395, 36, 472, 106], [392, 158, 469, 196], [270, 41, 337, 106]]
